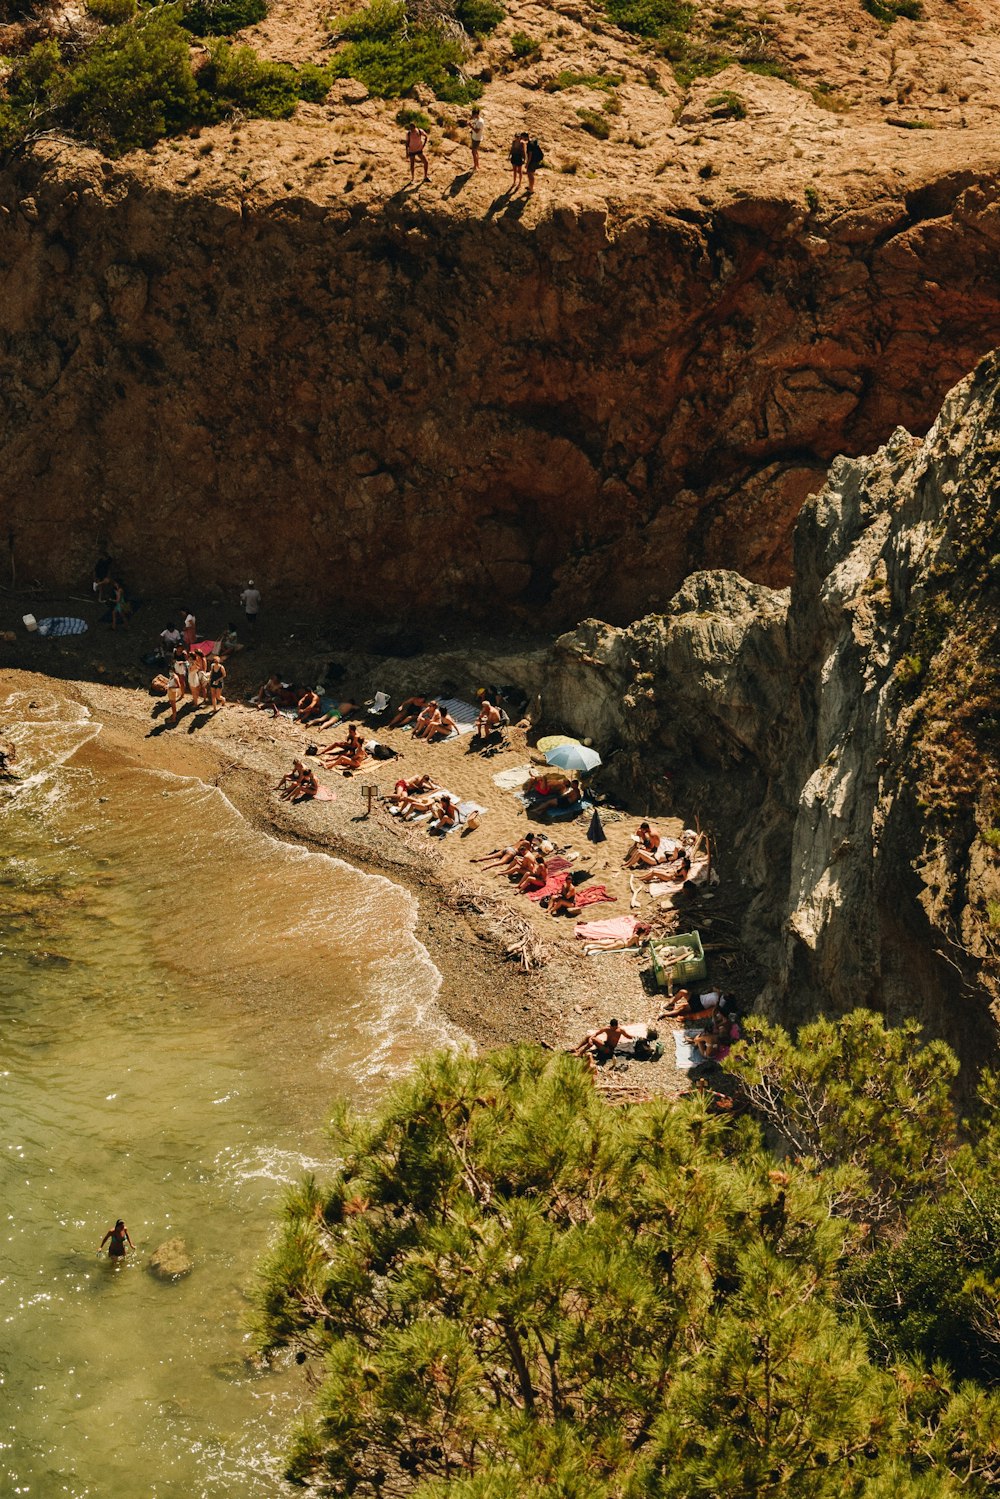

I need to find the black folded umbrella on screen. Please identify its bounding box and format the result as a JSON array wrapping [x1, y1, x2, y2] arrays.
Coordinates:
[[586, 809, 606, 843]]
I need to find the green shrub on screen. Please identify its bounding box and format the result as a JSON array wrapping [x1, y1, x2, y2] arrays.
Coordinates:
[[181, 0, 268, 36], [805, 183, 820, 211], [742, 57, 796, 83], [394, 104, 431, 127], [509, 29, 539, 57], [200, 40, 300, 117], [863, 0, 922, 19], [331, 0, 406, 41], [85, 0, 139, 25], [330, 31, 480, 101], [707, 88, 745, 118], [62, 9, 199, 151], [576, 106, 610, 138], [547, 68, 620, 90], [602, 0, 692, 40], [454, 0, 503, 35], [981, 827, 1000, 850], [294, 61, 334, 101]]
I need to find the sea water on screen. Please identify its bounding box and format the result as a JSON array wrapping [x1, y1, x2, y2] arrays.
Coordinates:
[[0, 689, 452, 1497]]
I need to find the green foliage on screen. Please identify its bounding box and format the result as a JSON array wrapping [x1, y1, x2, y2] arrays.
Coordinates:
[[198, 40, 302, 118], [509, 29, 539, 58], [85, 0, 138, 25], [61, 8, 200, 152], [805, 183, 821, 212], [897, 653, 925, 685], [743, 57, 797, 83], [453, 0, 503, 35], [547, 68, 620, 91], [180, 0, 268, 36], [863, 0, 923, 20], [256, 1044, 997, 1498], [846, 1183, 1000, 1383], [981, 828, 1000, 850], [987, 899, 1000, 931], [707, 88, 746, 119], [726, 1010, 958, 1231], [395, 104, 431, 127], [602, 0, 692, 40], [329, 0, 481, 100], [576, 106, 610, 138]]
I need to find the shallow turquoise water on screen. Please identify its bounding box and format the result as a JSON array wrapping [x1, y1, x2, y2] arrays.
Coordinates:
[[0, 689, 449, 1497]]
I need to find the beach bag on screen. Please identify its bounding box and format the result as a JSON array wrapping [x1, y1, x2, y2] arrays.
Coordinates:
[[151, 674, 169, 695], [371, 742, 398, 761]]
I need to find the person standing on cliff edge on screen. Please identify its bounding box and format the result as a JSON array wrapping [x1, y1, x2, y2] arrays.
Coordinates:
[[405, 122, 429, 184], [470, 108, 484, 170], [240, 580, 261, 628]]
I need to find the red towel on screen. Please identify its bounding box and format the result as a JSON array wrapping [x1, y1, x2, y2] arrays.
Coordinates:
[[574, 885, 616, 907], [525, 857, 571, 902]]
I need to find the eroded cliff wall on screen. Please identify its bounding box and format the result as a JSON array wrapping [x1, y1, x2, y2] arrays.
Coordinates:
[[4, 154, 1000, 626], [541, 353, 1000, 1062]]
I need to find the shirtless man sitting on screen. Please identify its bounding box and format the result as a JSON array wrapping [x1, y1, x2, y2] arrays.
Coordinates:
[[276, 760, 307, 799], [474, 697, 502, 742], [569, 1017, 627, 1064], [413, 702, 444, 740], [428, 793, 458, 834], [387, 695, 430, 730], [319, 722, 362, 759], [624, 822, 664, 869], [296, 689, 322, 723]]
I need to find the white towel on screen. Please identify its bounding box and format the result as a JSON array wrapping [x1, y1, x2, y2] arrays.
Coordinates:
[[674, 1033, 701, 1071], [493, 763, 534, 790]]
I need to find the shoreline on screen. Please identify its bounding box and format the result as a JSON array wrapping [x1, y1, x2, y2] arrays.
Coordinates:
[[1, 639, 718, 1098]]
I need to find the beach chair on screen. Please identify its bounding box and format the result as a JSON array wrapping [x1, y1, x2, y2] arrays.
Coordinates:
[[366, 691, 390, 719]]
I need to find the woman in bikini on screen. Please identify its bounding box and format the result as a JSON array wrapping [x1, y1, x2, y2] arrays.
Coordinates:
[[100, 1219, 134, 1260], [208, 656, 227, 711], [517, 854, 547, 893], [413, 703, 444, 740], [548, 873, 580, 918], [623, 822, 663, 869], [429, 793, 458, 834]]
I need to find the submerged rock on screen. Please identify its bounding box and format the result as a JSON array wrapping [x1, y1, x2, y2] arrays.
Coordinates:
[[147, 1238, 194, 1281]]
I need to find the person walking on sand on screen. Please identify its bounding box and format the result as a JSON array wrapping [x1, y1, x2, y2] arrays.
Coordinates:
[[240, 580, 261, 629], [183, 609, 197, 648], [100, 1219, 134, 1260], [525, 135, 544, 193], [406, 122, 429, 184], [509, 131, 526, 190], [470, 107, 484, 170]]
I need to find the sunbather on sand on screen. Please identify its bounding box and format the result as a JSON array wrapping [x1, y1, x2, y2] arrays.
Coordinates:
[[632, 850, 692, 885], [388, 774, 439, 807], [474, 698, 501, 741], [473, 833, 536, 872], [432, 710, 459, 739], [623, 822, 664, 868], [296, 689, 322, 723], [517, 855, 547, 893], [569, 1018, 627, 1063], [428, 793, 458, 834], [693, 1012, 740, 1060], [659, 988, 725, 1023], [413, 703, 443, 740], [292, 764, 319, 799], [319, 722, 362, 759], [276, 760, 307, 799], [328, 741, 368, 771], [387, 695, 430, 729], [548, 873, 581, 918], [311, 700, 362, 732], [582, 921, 651, 953], [254, 674, 284, 709]]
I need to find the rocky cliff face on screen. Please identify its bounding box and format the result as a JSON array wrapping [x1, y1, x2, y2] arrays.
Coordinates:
[[542, 353, 1000, 1062], [4, 143, 1000, 627]]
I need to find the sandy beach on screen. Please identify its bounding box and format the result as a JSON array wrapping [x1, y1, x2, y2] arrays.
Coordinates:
[[1, 598, 751, 1100]]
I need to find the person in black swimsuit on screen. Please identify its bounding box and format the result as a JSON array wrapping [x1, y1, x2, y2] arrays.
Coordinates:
[[100, 1220, 134, 1259]]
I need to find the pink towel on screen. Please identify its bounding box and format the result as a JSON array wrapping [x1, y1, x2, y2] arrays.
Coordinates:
[[525, 857, 572, 902], [194, 640, 216, 656], [575, 916, 637, 942]]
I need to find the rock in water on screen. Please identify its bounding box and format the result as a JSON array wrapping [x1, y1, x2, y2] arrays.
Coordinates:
[[147, 1238, 194, 1280]]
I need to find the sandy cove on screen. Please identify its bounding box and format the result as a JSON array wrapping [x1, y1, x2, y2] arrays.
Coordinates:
[[1, 628, 744, 1100]]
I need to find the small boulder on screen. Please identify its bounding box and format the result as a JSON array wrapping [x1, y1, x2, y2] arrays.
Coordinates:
[[148, 1238, 194, 1281]]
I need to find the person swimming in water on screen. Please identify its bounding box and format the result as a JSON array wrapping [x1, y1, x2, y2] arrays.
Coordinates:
[[100, 1220, 134, 1259]]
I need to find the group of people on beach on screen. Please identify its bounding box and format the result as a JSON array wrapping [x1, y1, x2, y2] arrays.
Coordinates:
[[405, 114, 544, 192], [155, 583, 262, 726]]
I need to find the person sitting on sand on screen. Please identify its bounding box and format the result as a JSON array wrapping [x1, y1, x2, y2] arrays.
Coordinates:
[[623, 822, 663, 869], [428, 793, 458, 834], [432, 709, 459, 740], [296, 688, 322, 724], [413, 702, 444, 740], [569, 1018, 627, 1064], [632, 849, 691, 885], [387, 695, 430, 730], [388, 774, 439, 808], [276, 760, 307, 799], [517, 854, 547, 893], [216, 623, 243, 661], [659, 988, 729, 1024], [693, 1010, 741, 1061], [548, 873, 581, 918], [319, 722, 361, 758], [254, 674, 283, 710], [534, 778, 583, 817], [327, 737, 369, 771], [291, 763, 319, 801]]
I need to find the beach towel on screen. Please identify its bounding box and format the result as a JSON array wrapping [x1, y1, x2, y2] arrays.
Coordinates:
[[525, 857, 572, 902], [312, 784, 337, 802], [674, 1033, 702, 1071], [436, 698, 479, 735], [493, 763, 534, 791], [574, 884, 616, 908], [457, 800, 487, 822], [647, 857, 713, 900], [575, 916, 639, 943], [36, 617, 87, 637], [193, 640, 216, 657], [544, 798, 593, 822]]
